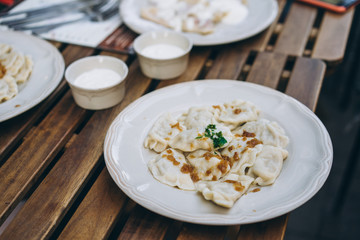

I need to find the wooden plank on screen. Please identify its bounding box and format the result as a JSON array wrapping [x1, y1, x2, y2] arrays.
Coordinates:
[[0, 45, 94, 163], [246, 52, 287, 88], [274, 2, 317, 56], [176, 224, 228, 240], [285, 57, 325, 111], [118, 206, 172, 240], [57, 168, 127, 240], [205, 44, 250, 80], [237, 214, 288, 240], [0, 60, 152, 240], [312, 8, 354, 63], [0, 91, 87, 226]]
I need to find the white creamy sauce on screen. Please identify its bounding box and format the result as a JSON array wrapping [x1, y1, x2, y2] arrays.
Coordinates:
[[73, 68, 122, 90], [141, 44, 185, 59]]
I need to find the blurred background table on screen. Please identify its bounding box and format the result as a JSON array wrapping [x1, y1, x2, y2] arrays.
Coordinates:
[[0, 0, 358, 239]]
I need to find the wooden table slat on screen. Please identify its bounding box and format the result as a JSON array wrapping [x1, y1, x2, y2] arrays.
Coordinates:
[[285, 57, 325, 111], [58, 168, 127, 240], [0, 92, 87, 225], [274, 1, 317, 56], [176, 224, 228, 240], [312, 8, 355, 63], [205, 44, 249, 80], [0, 58, 152, 240], [118, 206, 173, 240], [245, 51, 288, 88], [237, 214, 288, 240]]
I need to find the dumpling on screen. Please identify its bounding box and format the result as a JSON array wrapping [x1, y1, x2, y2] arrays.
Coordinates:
[[196, 174, 254, 208], [248, 145, 288, 186], [179, 106, 217, 130], [186, 150, 230, 181], [221, 136, 263, 175], [234, 119, 289, 148], [213, 99, 260, 129], [14, 56, 33, 84], [169, 123, 233, 152], [148, 148, 196, 190], [144, 113, 185, 153], [0, 43, 11, 55], [0, 75, 18, 102]]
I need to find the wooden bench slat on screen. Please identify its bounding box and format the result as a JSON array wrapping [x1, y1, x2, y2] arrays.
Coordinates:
[[312, 8, 354, 63], [0, 92, 87, 226], [246, 52, 288, 88], [58, 168, 127, 240], [274, 2, 317, 56], [285, 57, 325, 111], [0, 60, 152, 239], [237, 214, 288, 240]]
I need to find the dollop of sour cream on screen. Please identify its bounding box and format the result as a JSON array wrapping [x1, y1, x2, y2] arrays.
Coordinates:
[[141, 43, 185, 60], [73, 68, 122, 90]]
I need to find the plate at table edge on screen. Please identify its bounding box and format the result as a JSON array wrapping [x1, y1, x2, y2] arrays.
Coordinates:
[[0, 30, 64, 122], [120, 0, 278, 46], [104, 80, 333, 225]]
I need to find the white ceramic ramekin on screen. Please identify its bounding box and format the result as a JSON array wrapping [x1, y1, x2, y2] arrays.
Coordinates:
[[65, 56, 128, 110], [133, 31, 192, 80]]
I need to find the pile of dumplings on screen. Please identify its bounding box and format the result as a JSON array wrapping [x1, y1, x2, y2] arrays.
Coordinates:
[[144, 99, 289, 208], [0, 43, 33, 103]]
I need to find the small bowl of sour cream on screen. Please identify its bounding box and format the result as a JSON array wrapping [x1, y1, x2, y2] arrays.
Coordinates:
[[133, 31, 192, 79], [65, 56, 128, 110]]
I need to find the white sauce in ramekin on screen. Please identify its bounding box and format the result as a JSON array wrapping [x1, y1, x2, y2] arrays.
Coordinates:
[[73, 68, 122, 90], [141, 43, 185, 60]]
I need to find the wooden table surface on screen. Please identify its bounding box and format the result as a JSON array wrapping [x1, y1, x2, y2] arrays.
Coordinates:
[[0, 0, 354, 239]]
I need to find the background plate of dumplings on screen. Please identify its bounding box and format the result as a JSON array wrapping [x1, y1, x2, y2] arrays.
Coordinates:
[[0, 30, 64, 122], [104, 80, 333, 225]]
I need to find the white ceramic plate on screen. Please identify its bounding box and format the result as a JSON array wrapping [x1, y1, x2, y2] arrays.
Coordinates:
[[0, 30, 64, 122], [104, 80, 333, 225], [120, 0, 278, 46]]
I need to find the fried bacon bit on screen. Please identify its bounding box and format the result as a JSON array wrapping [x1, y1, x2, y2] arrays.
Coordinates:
[[171, 122, 183, 131], [235, 134, 242, 138], [0, 63, 6, 79], [166, 154, 180, 166], [164, 137, 170, 141], [205, 169, 212, 176], [15, 104, 21, 108], [212, 105, 221, 110], [181, 164, 200, 182], [241, 147, 248, 154], [251, 188, 261, 193], [212, 176, 217, 181], [203, 152, 223, 161], [217, 160, 229, 173], [228, 146, 234, 152], [233, 152, 240, 161], [224, 180, 245, 192], [166, 149, 172, 154], [246, 138, 263, 148], [242, 137, 247, 141], [242, 131, 256, 138], [233, 108, 242, 114]]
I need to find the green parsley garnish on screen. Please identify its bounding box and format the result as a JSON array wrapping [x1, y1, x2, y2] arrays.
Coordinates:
[[195, 124, 227, 148]]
